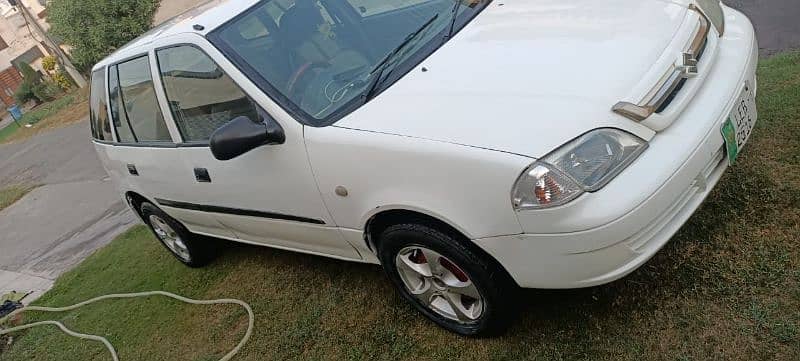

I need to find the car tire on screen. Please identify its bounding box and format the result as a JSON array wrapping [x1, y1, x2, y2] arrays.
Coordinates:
[[140, 202, 216, 268], [378, 222, 517, 336]]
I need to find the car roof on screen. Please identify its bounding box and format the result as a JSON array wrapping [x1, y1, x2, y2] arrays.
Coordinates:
[[92, 0, 259, 71]]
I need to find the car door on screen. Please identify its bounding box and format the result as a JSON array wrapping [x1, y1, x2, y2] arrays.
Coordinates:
[[149, 35, 362, 260], [97, 51, 239, 240]]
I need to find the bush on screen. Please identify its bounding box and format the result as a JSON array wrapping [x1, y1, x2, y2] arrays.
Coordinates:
[[42, 56, 58, 72], [53, 70, 74, 90], [32, 82, 62, 102], [48, 0, 160, 73]]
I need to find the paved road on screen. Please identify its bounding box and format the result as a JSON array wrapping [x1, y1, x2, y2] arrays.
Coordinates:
[[729, 0, 800, 56], [0, 121, 107, 185], [153, 0, 205, 25], [0, 121, 135, 300]]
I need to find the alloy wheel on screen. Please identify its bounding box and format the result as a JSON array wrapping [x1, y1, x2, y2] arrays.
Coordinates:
[[149, 214, 192, 262], [395, 246, 484, 323]]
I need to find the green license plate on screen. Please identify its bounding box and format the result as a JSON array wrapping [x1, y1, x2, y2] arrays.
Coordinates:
[[721, 80, 757, 164]]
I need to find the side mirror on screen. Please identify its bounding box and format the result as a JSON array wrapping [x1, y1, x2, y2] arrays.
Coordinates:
[[210, 116, 285, 161]]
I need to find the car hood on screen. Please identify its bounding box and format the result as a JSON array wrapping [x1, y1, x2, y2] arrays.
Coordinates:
[[335, 0, 691, 158]]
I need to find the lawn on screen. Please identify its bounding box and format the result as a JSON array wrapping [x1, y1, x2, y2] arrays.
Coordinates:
[[0, 90, 89, 144], [1, 53, 799, 361], [0, 185, 33, 211]]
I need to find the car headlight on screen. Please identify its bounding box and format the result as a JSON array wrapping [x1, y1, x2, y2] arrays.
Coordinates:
[[695, 0, 725, 36], [511, 129, 648, 210]]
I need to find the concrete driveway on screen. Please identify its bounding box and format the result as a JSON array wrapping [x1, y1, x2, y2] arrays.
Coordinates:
[[0, 121, 136, 300]]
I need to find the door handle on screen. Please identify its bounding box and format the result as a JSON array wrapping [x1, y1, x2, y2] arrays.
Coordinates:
[[127, 164, 139, 176], [194, 168, 211, 183]]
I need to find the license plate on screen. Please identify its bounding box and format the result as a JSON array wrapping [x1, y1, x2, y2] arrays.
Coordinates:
[[721, 80, 757, 164]]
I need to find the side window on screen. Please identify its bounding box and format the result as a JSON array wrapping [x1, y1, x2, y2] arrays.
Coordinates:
[[115, 56, 171, 143], [156, 45, 259, 142], [108, 65, 136, 143], [89, 69, 112, 141]]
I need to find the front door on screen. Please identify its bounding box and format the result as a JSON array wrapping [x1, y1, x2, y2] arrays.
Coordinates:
[[147, 39, 360, 260]]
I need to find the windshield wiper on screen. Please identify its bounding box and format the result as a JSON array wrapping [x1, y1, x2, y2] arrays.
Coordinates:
[[445, 0, 463, 39], [362, 14, 440, 102]]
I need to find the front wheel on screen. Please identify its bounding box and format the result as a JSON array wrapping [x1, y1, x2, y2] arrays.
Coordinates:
[[378, 223, 517, 336], [140, 202, 216, 268]]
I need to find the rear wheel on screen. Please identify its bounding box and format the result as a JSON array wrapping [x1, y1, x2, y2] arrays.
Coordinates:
[[378, 223, 516, 335], [140, 202, 215, 267]]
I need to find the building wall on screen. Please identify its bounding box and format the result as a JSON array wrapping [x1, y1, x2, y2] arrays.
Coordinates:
[[0, 1, 50, 86], [23, 0, 48, 28], [0, 66, 22, 106]]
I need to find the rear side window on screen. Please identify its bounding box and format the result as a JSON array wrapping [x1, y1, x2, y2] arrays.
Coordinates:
[[108, 65, 136, 143], [113, 56, 171, 143], [156, 45, 259, 142], [89, 69, 112, 141]]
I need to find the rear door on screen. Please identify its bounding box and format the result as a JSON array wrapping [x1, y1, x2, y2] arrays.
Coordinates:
[[91, 52, 235, 238], [96, 52, 238, 239], [149, 34, 361, 260]]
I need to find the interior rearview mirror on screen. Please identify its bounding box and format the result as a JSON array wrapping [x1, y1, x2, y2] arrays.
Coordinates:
[[210, 116, 285, 161]]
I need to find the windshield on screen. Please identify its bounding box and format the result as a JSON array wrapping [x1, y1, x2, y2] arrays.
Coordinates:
[[209, 0, 489, 126]]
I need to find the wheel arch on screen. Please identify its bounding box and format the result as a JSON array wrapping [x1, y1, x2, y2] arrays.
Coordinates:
[[363, 207, 519, 287], [124, 191, 158, 221], [362, 206, 471, 250]]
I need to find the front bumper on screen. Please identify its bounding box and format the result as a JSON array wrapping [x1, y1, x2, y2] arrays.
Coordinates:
[[475, 6, 759, 289]]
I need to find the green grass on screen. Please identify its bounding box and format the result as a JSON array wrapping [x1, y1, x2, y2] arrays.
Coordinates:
[[0, 185, 33, 211], [0, 94, 79, 143], [2, 53, 800, 361], [0, 122, 21, 144]]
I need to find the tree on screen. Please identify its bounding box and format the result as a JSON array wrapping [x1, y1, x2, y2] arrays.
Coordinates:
[[18, 62, 41, 83], [47, 0, 160, 73], [14, 63, 42, 104]]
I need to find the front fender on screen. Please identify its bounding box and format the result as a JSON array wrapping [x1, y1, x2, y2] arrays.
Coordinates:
[[305, 126, 531, 239]]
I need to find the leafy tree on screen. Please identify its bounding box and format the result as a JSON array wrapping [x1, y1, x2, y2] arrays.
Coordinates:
[[48, 0, 160, 72], [14, 63, 42, 104], [18, 62, 41, 83]]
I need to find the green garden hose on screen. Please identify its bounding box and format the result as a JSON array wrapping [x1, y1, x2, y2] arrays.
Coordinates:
[[0, 291, 254, 361]]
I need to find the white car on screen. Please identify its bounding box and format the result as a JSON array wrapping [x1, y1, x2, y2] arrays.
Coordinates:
[[90, 0, 758, 335]]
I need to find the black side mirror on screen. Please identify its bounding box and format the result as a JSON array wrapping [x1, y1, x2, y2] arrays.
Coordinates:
[[210, 116, 285, 161]]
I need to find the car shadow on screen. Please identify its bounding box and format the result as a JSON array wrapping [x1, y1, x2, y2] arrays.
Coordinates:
[[202, 223, 714, 335]]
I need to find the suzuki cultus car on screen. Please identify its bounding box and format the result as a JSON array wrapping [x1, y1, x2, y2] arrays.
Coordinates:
[[90, 0, 758, 334]]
